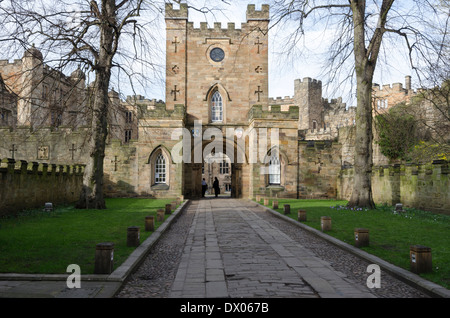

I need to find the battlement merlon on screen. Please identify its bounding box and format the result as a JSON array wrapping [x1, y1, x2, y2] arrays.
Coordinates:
[[246, 4, 270, 21], [294, 77, 322, 88], [372, 75, 413, 92], [187, 21, 241, 33], [165, 3, 188, 19], [0, 158, 85, 175], [248, 104, 299, 121], [141, 103, 185, 119]]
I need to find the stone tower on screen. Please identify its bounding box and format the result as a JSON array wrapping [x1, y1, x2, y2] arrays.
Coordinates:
[[165, 3, 188, 111], [294, 77, 323, 130], [165, 3, 270, 125], [18, 45, 44, 126]]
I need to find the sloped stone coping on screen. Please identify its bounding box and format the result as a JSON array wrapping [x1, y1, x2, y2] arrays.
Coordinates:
[[254, 200, 450, 298], [0, 200, 190, 287], [107, 199, 190, 283]]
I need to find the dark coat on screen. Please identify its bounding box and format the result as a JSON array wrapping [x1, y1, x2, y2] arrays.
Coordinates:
[[213, 179, 220, 194]]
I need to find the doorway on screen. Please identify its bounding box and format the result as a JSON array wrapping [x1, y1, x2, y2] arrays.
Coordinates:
[[202, 152, 232, 198]]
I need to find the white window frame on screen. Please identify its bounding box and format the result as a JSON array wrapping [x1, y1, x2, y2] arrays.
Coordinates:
[[155, 153, 166, 184], [211, 91, 223, 122], [269, 154, 281, 185]]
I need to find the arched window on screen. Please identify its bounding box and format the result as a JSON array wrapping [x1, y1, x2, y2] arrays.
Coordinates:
[[269, 154, 281, 185], [155, 153, 166, 184], [211, 91, 223, 122]]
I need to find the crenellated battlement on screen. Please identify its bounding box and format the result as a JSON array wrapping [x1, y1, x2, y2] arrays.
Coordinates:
[[372, 82, 411, 93], [0, 59, 23, 67], [268, 96, 294, 105], [0, 158, 85, 216], [0, 158, 85, 175], [141, 103, 185, 119], [246, 4, 270, 21], [339, 160, 449, 213], [248, 104, 299, 121], [166, 3, 269, 31], [165, 2, 188, 19], [295, 77, 322, 87], [187, 21, 243, 35], [372, 75, 415, 94], [299, 127, 335, 141]]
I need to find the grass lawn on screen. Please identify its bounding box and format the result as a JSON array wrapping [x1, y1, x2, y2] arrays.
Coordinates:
[[0, 198, 178, 275], [258, 198, 450, 289]]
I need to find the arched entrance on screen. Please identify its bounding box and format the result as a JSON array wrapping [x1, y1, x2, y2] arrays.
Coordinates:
[[182, 137, 247, 199], [203, 152, 232, 198]]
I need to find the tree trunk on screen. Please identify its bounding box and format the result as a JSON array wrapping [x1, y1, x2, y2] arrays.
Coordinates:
[[347, 0, 376, 209], [76, 0, 115, 209], [348, 75, 376, 208], [76, 73, 110, 209]]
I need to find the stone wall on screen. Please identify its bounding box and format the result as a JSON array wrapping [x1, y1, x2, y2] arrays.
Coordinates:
[[372, 76, 415, 112], [0, 158, 84, 217], [338, 161, 449, 214], [298, 140, 342, 199]]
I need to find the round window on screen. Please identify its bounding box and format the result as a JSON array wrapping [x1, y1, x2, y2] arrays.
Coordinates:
[[210, 47, 225, 62]]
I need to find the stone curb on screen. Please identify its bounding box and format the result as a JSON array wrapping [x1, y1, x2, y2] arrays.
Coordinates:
[[107, 199, 190, 283], [254, 200, 450, 298], [0, 200, 190, 289]]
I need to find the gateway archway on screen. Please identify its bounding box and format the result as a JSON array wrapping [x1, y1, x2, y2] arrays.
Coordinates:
[[183, 138, 247, 199], [203, 152, 232, 198]]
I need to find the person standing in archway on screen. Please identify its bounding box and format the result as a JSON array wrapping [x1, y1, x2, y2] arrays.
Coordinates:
[[213, 177, 220, 198], [201, 178, 208, 198]]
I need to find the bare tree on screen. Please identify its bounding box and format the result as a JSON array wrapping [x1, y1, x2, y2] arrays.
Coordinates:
[[0, 0, 163, 209], [270, 0, 448, 208]]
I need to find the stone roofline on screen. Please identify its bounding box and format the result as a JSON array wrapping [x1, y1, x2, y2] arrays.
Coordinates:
[[0, 158, 85, 175], [0, 59, 23, 67], [166, 3, 269, 30], [268, 96, 294, 104], [372, 75, 414, 93]]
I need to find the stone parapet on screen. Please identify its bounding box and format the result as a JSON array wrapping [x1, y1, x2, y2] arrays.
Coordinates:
[[165, 3, 188, 19], [246, 4, 270, 21], [248, 105, 299, 121], [141, 104, 185, 119], [338, 161, 449, 214], [0, 158, 85, 216]]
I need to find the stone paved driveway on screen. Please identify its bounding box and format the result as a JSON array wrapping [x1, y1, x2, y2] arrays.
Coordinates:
[[117, 198, 429, 298], [168, 198, 375, 298]]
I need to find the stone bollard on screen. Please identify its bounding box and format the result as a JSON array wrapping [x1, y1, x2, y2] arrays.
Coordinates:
[[94, 242, 114, 274], [256, 195, 261, 202], [298, 209, 307, 222], [127, 226, 140, 247], [171, 201, 177, 211], [145, 216, 155, 232], [284, 204, 290, 215], [157, 209, 165, 222], [165, 203, 172, 215], [272, 200, 278, 209], [264, 198, 269, 205], [354, 228, 369, 247], [176, 197, 181, 205], [410, 245, 432, 274], [321, 216, 331, 232]]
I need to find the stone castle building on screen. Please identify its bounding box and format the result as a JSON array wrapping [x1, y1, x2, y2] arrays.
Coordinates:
[[0, 3, 446, 203]]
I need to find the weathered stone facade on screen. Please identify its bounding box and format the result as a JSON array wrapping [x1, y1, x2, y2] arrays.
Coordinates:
[[338, 161, 449, 214], [0, 158, 84, 216], [0, 3, 447, 213]]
